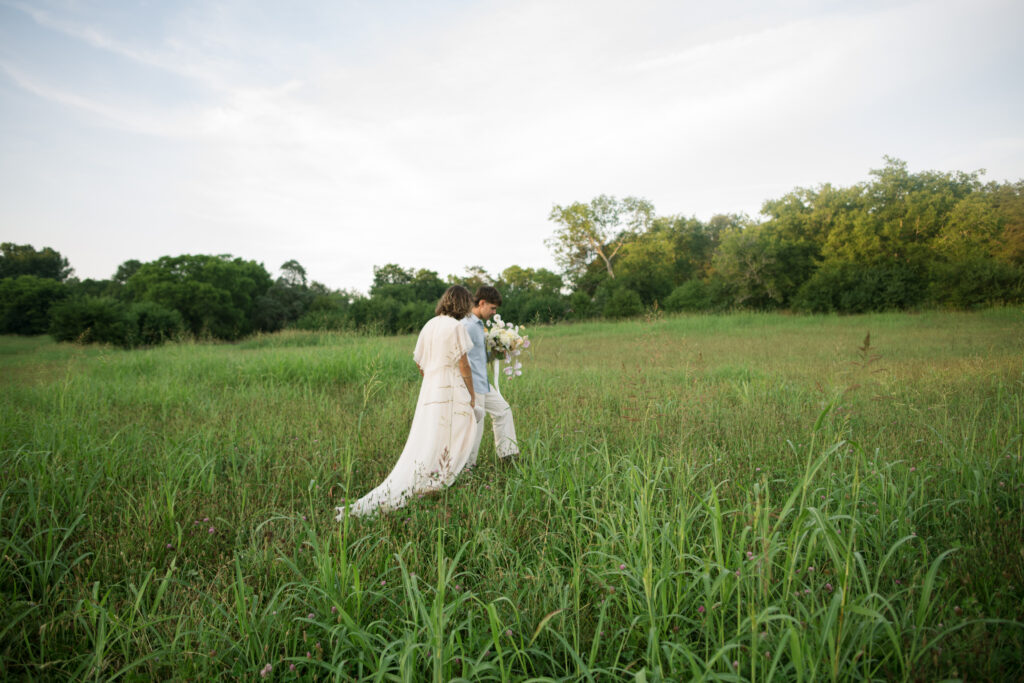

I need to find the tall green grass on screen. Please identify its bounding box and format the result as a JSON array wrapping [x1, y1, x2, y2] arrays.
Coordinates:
[[1, 310, 1022, 680]]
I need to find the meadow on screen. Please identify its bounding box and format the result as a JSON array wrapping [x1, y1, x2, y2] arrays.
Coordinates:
[[1, 309, 1022, 681]]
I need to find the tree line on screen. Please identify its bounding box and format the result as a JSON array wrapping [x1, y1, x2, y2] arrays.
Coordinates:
[[2, 158, 1021, 346]]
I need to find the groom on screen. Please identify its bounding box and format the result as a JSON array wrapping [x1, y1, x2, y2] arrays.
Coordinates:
[[462, 286, 519, 467]]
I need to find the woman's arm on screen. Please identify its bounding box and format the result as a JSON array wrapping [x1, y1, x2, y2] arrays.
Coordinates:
[[458, 353, 476, 406]]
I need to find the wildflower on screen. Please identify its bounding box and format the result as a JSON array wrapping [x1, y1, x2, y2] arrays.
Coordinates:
[[289, 663, 296, 671], [505, 628, 513, 637], [331, 606, 338, 614], [208, 527, 215, 534], [808, 566, 815, 573], [746, 551, 754, 560], [203, 517, 210, 522], [734, 570, 740, 577], [307, 612, 314, 619], [619, 563, 626, 570], [166, 543, 174, 549], [910, 466, 916, 472], [825, 582, 833, 592], [302, 514, 307, 520], [697, 605, 705, 614], [894, 579, 902, 585], [733, 661, 739, 669], [380, 580, 386, 586], [803, 588, 811, 595], [259, 663, 272, 678], [755, 467, 761, 472]]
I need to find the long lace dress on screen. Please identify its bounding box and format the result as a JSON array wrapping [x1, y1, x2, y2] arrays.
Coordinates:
[[337, 315, 477, 518]]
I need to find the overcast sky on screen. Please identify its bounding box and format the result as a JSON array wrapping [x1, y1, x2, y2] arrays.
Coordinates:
[[2, 0, 1022, 291]]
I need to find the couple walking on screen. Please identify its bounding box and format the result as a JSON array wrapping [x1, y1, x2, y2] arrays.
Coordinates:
[[336, 285, 518, 518]]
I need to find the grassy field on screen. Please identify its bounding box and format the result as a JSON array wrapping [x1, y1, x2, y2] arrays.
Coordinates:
[[1, 309, 1023, 681]]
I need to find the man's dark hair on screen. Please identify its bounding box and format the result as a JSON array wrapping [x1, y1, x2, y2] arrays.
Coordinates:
[[474, 285, 502, 307]]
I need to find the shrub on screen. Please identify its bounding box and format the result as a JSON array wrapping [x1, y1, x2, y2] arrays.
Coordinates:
[[664, 280, 711, 312], [928, 257, 1024, 308], [517, 293, 568, 323], [293, 308, 354, 331], [126, 301, 184, 346], [567, 290, 596, 319], [603, 287, 644, 318], [793, 261, 928, 313], [49, 296, 130, 345]]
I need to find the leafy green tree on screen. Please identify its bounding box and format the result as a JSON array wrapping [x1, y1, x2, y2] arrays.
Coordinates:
[[0, 243, 73, 281], [654, 214, 725, 284], [821, 158, 982, 267], [66, 277, 118, 299], [371, 263, 413, 291], [448, 266, 494, 295], [410, 269, 447, 302], [0, 275, 68, 334], [279, 259, 308, 288], [990, 180, 1024, 265], [252, 260, 318, 332], [710, 223, 793, 308], [125, 254, 272, 340], [113, 259, 142, 286], [499, 265, 562, 295], [615, 230, 675, 306], [547, 195, 654, 284], [294, 289, 363, 331]]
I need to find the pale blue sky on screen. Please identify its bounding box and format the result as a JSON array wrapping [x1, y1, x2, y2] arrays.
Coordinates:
[[2, 0, 1022, 291]]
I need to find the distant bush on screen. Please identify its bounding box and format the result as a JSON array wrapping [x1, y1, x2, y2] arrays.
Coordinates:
[[0, 275, 68, 334], [928, 258, 1024, 308], [567, 290, 596, 319], [125, 301, 184, 346], [793, 261, 928, 313], [49, 296, 130, 345], [49, 297, 182, 347], [517, 293, 568, 323], [664, 280, 711, 312], [603, 287, 644, 318], [293, 308, 354, 331]]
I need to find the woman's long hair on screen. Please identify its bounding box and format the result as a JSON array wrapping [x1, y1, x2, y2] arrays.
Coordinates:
[[435, 285, 472, 319]]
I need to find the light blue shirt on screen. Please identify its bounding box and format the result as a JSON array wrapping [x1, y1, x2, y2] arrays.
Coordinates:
[[461, 314, 490, 394]]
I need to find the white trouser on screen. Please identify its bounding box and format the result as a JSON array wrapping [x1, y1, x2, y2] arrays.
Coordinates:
[[469, 390, 518, 466]]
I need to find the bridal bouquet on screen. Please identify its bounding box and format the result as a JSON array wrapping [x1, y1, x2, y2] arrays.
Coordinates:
[[485, 314, 530, 377]]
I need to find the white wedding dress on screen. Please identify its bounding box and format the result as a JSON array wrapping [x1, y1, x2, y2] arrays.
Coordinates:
[[337, 315, 478, 518]]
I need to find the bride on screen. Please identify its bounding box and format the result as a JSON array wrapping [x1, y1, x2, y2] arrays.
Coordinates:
[[337, 285, 481, 518]]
